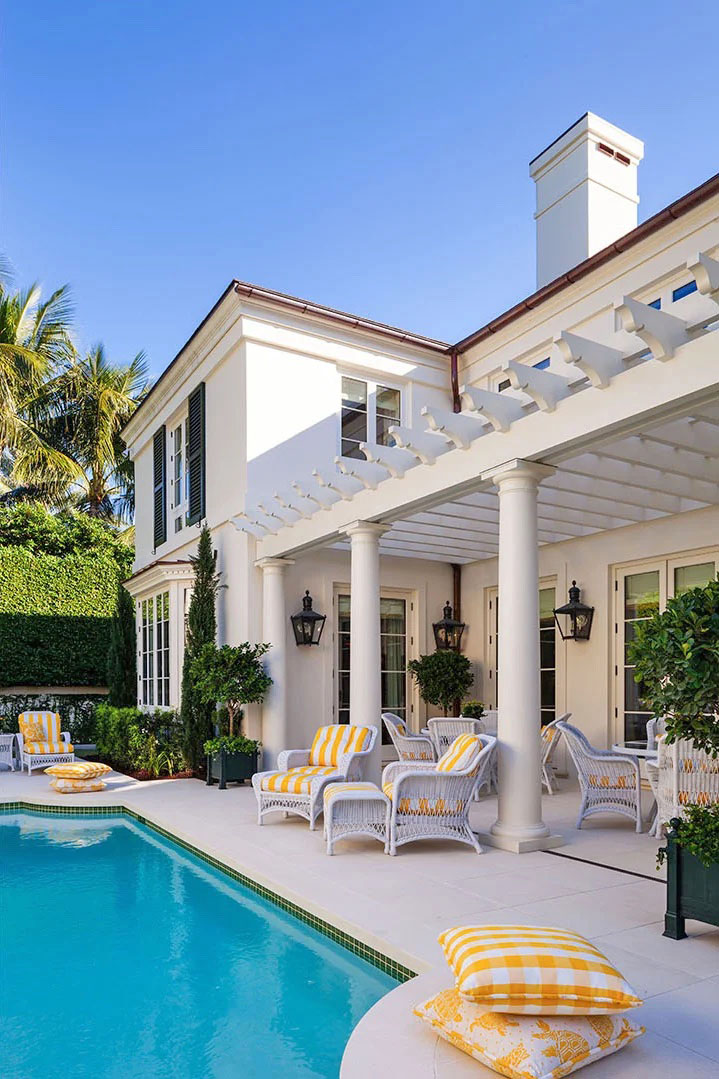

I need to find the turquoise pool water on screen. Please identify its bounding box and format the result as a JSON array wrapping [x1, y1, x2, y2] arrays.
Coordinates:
[[0, 812, 397, 1078]]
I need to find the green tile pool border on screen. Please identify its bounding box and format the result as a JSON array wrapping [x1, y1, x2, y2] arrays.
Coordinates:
[[0, 801, 416, 984]]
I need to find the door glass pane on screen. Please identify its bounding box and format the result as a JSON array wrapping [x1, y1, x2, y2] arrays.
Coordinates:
[[622, 570, 659, 742], [337, 595, 351, 724], [539, 587, 555, 725], [674, 562, 715, 595], [338, 594, 407, 741]]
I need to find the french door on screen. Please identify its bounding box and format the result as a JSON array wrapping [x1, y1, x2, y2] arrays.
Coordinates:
[[614, 551, 719, 742], [487, 584, 557, 726], [336, 592, 411, 742]]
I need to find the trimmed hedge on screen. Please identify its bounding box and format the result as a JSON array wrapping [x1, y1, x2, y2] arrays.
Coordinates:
[[0, 692, 106, 743], [0, 548, 125, 687]]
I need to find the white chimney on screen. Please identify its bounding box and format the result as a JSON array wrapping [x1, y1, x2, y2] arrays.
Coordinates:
[[530, 112, 644, 289]]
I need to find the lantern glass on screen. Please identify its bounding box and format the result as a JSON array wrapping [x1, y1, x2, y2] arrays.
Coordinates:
[[432, 601, 465, 652], [290, 591, 326, 646]]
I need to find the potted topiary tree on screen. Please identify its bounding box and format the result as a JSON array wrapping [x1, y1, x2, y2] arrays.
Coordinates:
[[460, 700, 485, 721], [191, 642, 272, 789], [407, 651, 474, 717], [629, 576, 719, 937]]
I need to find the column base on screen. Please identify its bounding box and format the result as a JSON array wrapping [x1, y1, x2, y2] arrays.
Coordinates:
[[477, 830, 565, 853]]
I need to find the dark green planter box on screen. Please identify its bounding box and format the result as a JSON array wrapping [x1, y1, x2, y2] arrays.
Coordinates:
[[206, 749, 258, 790], [664, 820, 719, 939]]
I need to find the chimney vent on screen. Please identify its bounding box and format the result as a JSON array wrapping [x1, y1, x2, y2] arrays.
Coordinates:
[[530, 113, 644, 288]]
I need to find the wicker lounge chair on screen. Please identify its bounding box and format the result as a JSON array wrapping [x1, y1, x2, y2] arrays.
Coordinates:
[[382, 713, 436, 761], [382, 733, 496, 855], [17, 712, 74, 775], [557, 720, 643, 831], [424, 717, 484, 757], [655, 735, 719, 831], [541, 713, 572, 794], [252, 724, 377, 830]]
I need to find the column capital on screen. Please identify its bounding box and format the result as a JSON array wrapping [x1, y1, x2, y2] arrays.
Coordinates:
[[257, 557, 295, 572], [481, 458, 555, 488], [343, 520, 389, 540]]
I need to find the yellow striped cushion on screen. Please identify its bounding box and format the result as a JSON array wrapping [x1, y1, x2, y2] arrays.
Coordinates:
[[50, 777, 106, 793], [343, 725, 372, 755], [19, 711, 62, 743], [382, 781, 461, 816], [324, 782, 387, 805], [45, 762, 111, 779], [439, 925, 642, 1014], [309, 725, 347, 766], [437, 734, 482, 773], [261, 766, 337, 794], [587, 774, 630, 790], [414, 988, 644, 1078], [23, 741, 74, 754]]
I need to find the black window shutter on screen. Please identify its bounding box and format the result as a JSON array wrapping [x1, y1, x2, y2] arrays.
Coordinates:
[[187, 382, 206, 525], [153, 426, 167, 547]]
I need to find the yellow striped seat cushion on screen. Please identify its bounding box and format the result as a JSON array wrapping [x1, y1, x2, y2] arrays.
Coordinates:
[[382, 781, 461, 816], [50, 777, 107, 793], [261, 766, 337, 794], [587, 774, 630, 790], [23, 741, 74, 755], [324, 782, 387, 806], [439, 925, 642, 1014], [45, 762, 111, 779], [414, 988, 644, 1079], [19, 711, 63, 744], [437, 734, 482, 773]]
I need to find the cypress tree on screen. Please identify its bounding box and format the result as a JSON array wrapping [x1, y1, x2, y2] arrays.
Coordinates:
[[181, 524, 220, 769], [107, 582, 137, 706]]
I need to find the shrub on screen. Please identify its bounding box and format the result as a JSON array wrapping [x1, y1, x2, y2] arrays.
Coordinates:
[[95, 704, 186, 777], [658, 804, 719, 868], [461, 700, 485, 720], [628, 577, 719, 755], [407, 651, 474, 716], [107, 582, 137, 706]]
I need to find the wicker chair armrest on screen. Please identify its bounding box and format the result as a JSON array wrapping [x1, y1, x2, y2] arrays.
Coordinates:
[[382, 760, 437, 785], [61, 732, 72, 744], [15, 732, 24, 751], [277, 748, 310, 771]]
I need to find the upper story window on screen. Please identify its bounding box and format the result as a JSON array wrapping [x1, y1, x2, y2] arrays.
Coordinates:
[[340, 376, 401, 459], [170, 418, 189, 531]]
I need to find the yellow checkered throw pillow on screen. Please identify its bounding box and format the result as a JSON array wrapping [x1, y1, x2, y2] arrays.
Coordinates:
[[439, 925, 642, 1014], [414, 988, 644, 1079], [45, 763, 111, 779]]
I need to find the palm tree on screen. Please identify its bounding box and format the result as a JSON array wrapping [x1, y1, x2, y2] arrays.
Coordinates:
[[16, 345, 150, 521], [0, 269, 78, 492]]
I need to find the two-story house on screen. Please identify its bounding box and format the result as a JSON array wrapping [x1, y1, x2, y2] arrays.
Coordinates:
[[122, 113, 719, 851]]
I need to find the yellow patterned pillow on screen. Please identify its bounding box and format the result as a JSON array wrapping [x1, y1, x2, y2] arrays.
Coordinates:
[[45, 762, 111, 779], [437, 734, 482, 772], [439, 925, 642, 1014], [415, 988, 643, 1079], [49, 778, 107, 793]]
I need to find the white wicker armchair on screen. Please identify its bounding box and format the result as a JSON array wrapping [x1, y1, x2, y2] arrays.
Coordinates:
[[252, 724, 378, 830], [17, 712, 74, 775], [382, 713, 436, 761], [541, 712, 572, 794], [655, 736, 719, 831], [424, 717, 483, 757], [382, 733, 496, 855], [557, 720, 643, 832]]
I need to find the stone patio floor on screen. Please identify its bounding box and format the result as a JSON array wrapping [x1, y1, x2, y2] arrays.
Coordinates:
[[3, 768, 718, 1077]]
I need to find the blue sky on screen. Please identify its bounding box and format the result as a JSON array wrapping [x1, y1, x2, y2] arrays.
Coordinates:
[[4, 1, 718, 378]]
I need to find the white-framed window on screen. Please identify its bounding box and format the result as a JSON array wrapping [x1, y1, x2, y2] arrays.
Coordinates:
[[169, 417, 189, 533], [138, 591, 170, 708], [340, 376, 402, 459], [487, 582, 558, 725], [614, 550, 719, 743]]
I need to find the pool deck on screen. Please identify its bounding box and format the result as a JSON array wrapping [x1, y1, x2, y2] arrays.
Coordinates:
[[3, 768, 718, 1077]]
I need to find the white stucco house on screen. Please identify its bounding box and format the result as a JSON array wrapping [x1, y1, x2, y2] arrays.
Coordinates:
[[122, 113, 719, 852]]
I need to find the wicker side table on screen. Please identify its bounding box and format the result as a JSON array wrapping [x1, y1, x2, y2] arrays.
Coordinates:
[[0, 733, 18, 772], [323, 782, 389, 855]]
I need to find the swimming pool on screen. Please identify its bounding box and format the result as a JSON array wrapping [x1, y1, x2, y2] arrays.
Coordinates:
[[0, 811, 397, 1078]]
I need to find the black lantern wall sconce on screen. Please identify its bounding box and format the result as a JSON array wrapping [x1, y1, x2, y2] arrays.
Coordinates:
[[290, 591, 326, 646], [432, 601, 466, 652], [553, 581, 594, 641]]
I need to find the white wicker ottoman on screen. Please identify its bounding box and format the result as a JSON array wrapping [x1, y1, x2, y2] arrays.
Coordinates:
[[323, 782, 390, 855]]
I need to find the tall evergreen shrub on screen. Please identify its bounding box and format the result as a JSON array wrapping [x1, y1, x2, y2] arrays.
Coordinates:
[[107, 582, 137, 706], [180, 525, 220, 769]]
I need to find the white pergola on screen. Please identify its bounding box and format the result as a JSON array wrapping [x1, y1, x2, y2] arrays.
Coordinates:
[[234, 251, 719, 852]]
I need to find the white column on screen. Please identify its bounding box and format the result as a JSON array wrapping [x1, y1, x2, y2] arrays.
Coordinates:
[[482, 459, 563, 853], [345, 521, 387, 783], [259, 558, 293, 769]]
